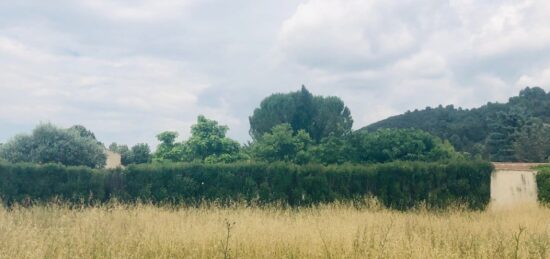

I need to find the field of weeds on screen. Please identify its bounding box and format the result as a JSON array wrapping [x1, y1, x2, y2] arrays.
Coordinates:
[[0, 202, 549, 258]]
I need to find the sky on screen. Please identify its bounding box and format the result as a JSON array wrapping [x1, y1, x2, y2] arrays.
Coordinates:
[[2, 0, 550, 147]]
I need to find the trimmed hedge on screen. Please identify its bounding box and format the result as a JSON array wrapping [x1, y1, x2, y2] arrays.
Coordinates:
[[0, 161, 493, 210], [536, 166, 550, 204]]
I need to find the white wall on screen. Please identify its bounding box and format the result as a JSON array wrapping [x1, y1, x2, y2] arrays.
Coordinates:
[[491, 170, 538, 207]]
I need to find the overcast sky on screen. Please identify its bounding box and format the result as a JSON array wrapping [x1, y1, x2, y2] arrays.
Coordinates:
[[1, 0, 550, 147]]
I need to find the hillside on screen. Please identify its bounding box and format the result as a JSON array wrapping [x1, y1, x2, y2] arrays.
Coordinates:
[[361, 87, 550, 162]]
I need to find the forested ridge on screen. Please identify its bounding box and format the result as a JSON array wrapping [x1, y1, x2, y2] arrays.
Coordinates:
[[363, 87, 550, 162]]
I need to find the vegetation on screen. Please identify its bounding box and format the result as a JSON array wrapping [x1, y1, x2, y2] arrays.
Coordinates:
[[0, 123, 106, 168], [364, 87, 550, 162], [248, 124, 313, 164], [249, 86, 353, 142], [0, 86, 478, 167], [536, 166, 550, 204], [152, 115, 245, 163], [109, 143, 152, 165], [0, 203, 549, 258], [0, 160, 492, 210]]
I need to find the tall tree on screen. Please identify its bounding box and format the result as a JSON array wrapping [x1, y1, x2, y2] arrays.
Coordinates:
[[0, 123, 106, 168], [249, 86, 353, 142], [513, 119, 550, 162], [153, 116, 244, 163], [486, 107, 527, 162], [153, 131, 184, 162], [130, 143, 151, 164], [184, 115, 242, 162], [250, 123, 312, 164]]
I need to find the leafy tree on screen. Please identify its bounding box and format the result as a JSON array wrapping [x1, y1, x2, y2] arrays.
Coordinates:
[[131, 143, 151, 164], [0, 123, 106, 168], [310, 96, 353, 142], [153, 131, 184, 162], [184, 115, 241, 162], [69, 125, 97, 140], [153, 116, 244, 163], [486, 107, 527, 161], [0, 135, 34, 164], [355, 129, 459, 163], [513, 119, 550, 162], [108, 142, 119, 152], [250, 123, 312, 164], [109, 142, 151, 165], [249, 86, 353, 142], [309, 134, 354, 165]]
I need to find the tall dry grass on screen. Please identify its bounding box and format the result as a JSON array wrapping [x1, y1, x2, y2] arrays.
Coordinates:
[[0, 202, 549, 258]]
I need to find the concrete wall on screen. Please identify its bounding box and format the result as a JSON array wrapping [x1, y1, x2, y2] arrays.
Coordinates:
[[490, 170, 538, 207], [105, 150, 122, 169]]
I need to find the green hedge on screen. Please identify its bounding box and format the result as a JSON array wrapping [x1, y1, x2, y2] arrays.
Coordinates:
[[536, 166, 550, 204], [0, 161, 493, 210]]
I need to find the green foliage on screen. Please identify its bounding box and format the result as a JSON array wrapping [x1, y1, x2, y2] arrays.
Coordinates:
[[535, 166, 550, 204], [309, 134, 354, 165], [486, 107, 527, 161], [0, 162, 109, 205], [68, 125, 101, 144], [153, 116, 244, 163], [249, 86, 353, 142], [184, 115, 242, 162], [247, 126, 459, 165], [153, 131, 184, 162], [363, 87, 550, 162], [513, 119, 550, 162], [0, 123, 106, 168], [131, 143, 152, 164], [0, 160, 493, 210], [250, 124, 312, 164], [110, 143, 151, 165], [109, 143, 131, 165], [355, 129, 460, 163]]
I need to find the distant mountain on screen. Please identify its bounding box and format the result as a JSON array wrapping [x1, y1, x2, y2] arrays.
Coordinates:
[[360, 87, 550, 162]]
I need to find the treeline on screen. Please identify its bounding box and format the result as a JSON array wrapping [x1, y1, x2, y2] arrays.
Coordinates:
[[147, 86, 461, 165], [364, 87, 550, 162], [0, 160, 493, 210], [0, 86, 462, 168], [2, 86, 549, 166]]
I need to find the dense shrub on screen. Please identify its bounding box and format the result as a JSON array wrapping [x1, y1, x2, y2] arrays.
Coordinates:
[[0, 124, 106, 168], [0, 161, 493, 210], [536, 166, 550, 204], [0, 162, 109, 205]]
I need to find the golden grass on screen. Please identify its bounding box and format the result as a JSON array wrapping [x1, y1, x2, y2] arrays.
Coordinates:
[[1, 202, 550, 258]]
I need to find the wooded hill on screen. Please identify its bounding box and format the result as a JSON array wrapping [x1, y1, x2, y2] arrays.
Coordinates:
[[362, 87, 550, 162]]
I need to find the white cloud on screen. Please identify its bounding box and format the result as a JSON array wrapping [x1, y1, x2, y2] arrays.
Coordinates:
[[79, 0, 195, 22], [278, 0, 422, 71], [2, 0, 550, 146], [0, 34, 212, 146], [275, 0, 550, 127]]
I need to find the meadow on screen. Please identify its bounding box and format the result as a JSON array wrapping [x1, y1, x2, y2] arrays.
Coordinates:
[[1, 202, 549, 258]]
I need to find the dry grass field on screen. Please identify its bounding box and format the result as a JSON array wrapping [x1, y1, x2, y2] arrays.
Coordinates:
[[1, 202, 549, 259]]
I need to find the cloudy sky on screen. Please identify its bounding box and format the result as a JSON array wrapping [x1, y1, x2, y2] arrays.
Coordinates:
[[1, 0, 550, 147]]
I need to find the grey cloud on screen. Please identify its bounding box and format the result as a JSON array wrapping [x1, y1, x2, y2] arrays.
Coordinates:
[[1, 0, 550, 148], [275, 0, 550, 127]]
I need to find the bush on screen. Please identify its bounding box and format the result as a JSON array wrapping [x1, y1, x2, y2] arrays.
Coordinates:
[[0, 162, 109, 205], [0, 160, 493, 210], [536, 166, 550, 204]]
